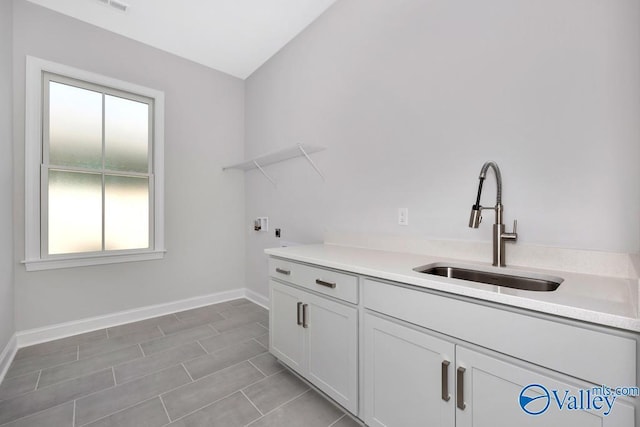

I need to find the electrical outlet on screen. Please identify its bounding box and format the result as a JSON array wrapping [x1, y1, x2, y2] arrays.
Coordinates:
[[398, 208, 408, 226]]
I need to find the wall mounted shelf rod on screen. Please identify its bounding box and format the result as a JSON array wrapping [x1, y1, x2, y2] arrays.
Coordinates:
[[298, 144, 325, 181], [253, 160, 276, 186]]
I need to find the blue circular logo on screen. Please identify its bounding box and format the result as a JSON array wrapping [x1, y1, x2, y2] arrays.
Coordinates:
[[519, 384, 550, 415]]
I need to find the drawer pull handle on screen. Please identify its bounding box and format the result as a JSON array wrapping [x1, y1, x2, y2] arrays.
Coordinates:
[[441, 360, 451, 402], [302, 304, 309, 328], [276, 268, 291, 275], [296, 302, 303, 326], [457, 366, 466, 410], [315, 279, 336, 289]]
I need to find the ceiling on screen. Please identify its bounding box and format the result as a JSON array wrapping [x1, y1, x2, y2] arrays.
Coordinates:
[[26, 0, 338, 79]]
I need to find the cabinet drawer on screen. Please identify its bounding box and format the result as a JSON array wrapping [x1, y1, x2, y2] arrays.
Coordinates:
[[363, 278, 636, 388], [269, 258, 358, 304]]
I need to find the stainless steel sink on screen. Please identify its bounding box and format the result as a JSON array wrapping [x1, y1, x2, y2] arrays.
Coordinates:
[[413, 263, 562, 292]]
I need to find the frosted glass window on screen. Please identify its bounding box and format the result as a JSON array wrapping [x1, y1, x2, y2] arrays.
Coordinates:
[[49, 82, 103, 168], [105, 95, 149, 172], [48, 170, 102, 255], [105, 176, 149, 250], [26, 64, 163, 270]]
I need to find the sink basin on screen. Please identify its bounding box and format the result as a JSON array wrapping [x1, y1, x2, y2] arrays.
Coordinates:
[[413, 263, 562, 292]]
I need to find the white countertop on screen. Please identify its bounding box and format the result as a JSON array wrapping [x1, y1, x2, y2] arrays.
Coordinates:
[[265, 244, 640, 332]]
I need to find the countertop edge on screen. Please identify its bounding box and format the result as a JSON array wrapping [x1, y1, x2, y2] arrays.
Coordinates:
[[265, 245, 640, 333]]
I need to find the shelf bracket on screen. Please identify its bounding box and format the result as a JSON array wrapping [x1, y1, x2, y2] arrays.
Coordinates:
[[253, 160, 276, 186], [298, 143, 325, 181]]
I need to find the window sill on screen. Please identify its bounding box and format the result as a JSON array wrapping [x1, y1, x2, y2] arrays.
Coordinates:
[[22, 250, 166, 271]]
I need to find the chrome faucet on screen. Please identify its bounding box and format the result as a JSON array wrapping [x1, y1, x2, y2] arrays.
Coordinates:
[[469, 161, 517, 267]]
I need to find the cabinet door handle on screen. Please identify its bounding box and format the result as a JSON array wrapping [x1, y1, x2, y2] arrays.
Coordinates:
[[441, 360, 451, 402], [276, 268, 291, 276], [315, 279, 336, 288], [296, 302, 303, 326], [456, 366, 466, 410], [302, 304, 309, 328]]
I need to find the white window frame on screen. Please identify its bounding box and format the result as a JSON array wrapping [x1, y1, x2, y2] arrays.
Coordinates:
[[24, 56, 165, 271]]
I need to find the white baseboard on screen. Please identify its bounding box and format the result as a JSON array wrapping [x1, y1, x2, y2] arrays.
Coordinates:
[[15, 288, 257, 348], [244, 288, 269, 309], [0, 334, 18, 384]]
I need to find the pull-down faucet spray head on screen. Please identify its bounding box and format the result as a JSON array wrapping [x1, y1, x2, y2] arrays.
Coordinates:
[[469, 161, 502, 228], [469, 177, 485, 228], [469, 205, 482, 228]]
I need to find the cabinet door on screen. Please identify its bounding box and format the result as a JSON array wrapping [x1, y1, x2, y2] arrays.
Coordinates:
[[455, 346, 635, 427], [305, 292, 358, 414], [269, 280, 305, 374], [363, 312, 455, 427]]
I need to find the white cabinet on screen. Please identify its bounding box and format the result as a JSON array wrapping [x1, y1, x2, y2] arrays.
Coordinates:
[[363, 313, 455, 427], [363, 311, 636, 427], [268, 255, 639, 426], [269, 279, 358, 414], [456, 346, 635, 427], [362, 278, 636, 389], [270, 279, 305, 372]]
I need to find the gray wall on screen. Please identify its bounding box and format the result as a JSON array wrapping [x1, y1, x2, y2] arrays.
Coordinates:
[[13, 0, 245, 330], [245, 0, 640, 296], [1, 0, 15, 350]]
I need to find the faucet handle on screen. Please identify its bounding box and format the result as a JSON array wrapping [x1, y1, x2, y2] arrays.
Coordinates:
[[508, 220, 518, 241], [502, 219, 518, 241]]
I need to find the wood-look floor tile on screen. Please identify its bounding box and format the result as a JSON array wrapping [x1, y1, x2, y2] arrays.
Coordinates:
[[82, 397, 169, 427], [6, 346, 78, 379], [0, 369, 114, 425], [114, 342, 205, 384], [0, 371, 39, 401], [167, 392, 260, 427], [75, 365, 190, 426], [173, 303, 230, 321], [0, 301, 355, 427], [0, 401, 74, 427], [79, 328, 163, 359], [242, 370, 309, 414], [107, 315, 180, 338], [38, 345, 142, 388], [162, 361, 264, 421], [219, 304, 267, 320], [159, 313, 225, 335], [183, 340, 266, 380], [140, 325, 217, 355], [198, 323, 267, 353], [247, 390, 343, 427], [14, 330, 106, 361], [248, 353, 282, 377], [254, 334, 269, 350], [330, 414, 363, 427], [211, 313, 269, 333]]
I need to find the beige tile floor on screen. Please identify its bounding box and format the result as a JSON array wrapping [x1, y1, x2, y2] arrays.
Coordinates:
[[0, 299, 360, 427]]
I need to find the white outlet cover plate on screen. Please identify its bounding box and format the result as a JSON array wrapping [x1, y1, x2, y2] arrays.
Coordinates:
[[398, 208, 408, 226]]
